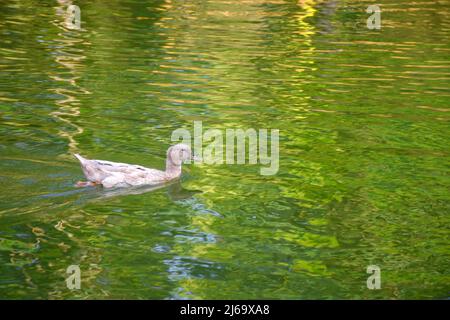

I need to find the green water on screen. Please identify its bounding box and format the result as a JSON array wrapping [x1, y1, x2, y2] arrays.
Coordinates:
[[0, 0, 449, 299]]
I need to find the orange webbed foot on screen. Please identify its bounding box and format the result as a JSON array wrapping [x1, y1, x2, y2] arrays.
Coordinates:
[[75, 181, 98, 187]]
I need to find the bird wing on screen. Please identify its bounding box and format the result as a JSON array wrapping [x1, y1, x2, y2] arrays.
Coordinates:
[[89, 159, 147, 174]]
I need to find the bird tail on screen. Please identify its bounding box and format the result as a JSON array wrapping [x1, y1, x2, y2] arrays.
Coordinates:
[[74, 153, 86, 164]]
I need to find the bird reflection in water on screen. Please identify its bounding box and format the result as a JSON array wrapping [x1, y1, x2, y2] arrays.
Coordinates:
[[96, 181, 223, 217], [96, 179, 201, 201]]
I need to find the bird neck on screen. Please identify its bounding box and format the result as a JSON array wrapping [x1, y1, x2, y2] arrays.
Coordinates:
[[166, 158, 182, 178]]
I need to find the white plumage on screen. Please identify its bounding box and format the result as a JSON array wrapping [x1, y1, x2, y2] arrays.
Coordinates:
[[74, 143, 194, 188]]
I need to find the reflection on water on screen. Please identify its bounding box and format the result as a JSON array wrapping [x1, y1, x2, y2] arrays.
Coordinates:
[[50, 0, 90, 156], [39, 179, 202, 202], [0, 0, 449, 299]]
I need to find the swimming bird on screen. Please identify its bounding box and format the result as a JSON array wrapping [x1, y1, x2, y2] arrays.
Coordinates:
[[74, 143, 195, 188]]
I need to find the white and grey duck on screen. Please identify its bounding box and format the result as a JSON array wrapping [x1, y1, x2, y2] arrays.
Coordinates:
[[74, 143, 195, 188]]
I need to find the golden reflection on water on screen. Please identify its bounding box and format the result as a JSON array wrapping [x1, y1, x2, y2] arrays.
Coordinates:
[[49, 0, 90, 157]]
